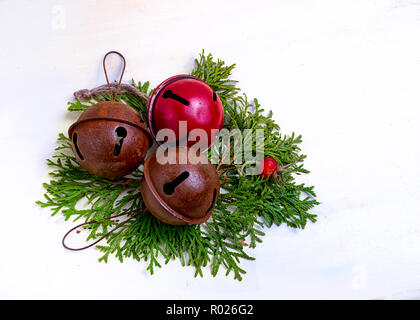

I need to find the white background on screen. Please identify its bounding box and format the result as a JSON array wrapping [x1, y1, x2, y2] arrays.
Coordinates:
[[0, 0, 419, 299]]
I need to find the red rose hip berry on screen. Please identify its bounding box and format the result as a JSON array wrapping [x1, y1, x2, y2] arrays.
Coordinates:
[[259, 157, 279, 178]]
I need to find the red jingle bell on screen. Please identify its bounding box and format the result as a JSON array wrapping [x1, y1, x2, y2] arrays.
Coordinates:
[[68, 51, 152, 179], [148, 75, 224, 149]]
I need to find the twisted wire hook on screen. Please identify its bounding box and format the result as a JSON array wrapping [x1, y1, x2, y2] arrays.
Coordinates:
[[103, 51, 126, 101], [62, 208, 143, 251]]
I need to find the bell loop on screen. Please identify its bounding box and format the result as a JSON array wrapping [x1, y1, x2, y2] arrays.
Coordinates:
[[62, 208, 142, 251], [103, 51, 126, 101]]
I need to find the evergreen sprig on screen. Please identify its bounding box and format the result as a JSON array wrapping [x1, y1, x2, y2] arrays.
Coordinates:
[[37, 50, 319, 280]]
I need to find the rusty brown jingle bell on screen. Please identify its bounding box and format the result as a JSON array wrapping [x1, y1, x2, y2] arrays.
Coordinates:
[[141, 147, 220, 225], [68, 51, 151, 178]]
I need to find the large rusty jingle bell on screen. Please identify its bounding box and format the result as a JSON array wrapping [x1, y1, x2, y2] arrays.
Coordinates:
[[141, 147, 220, 225], [68, 52, 151, 178]]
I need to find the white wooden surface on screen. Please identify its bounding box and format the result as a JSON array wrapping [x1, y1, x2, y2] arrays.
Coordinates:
[[1, 0, 420, 299]]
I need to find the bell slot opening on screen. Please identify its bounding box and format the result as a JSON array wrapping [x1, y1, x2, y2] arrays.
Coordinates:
[[162, 90, 190, 106], [212, 91, 217, 102], [206, 189, 217, 213], [176, 133, 190, 147], [72, 132, 84, 160], [163, 171, 190, 195], [113, 126, 127, 157]]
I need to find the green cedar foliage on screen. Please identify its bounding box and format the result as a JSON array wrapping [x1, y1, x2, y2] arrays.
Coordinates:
[[37, 50, 318, 280]]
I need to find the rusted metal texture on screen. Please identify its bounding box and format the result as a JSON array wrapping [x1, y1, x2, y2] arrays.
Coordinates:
[[141, 147, 220, 225], [68, 101, 151, 178]]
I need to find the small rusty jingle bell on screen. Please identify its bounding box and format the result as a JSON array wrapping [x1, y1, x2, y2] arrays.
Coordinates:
[[68, 51, 151, 178], [141, 147, 220, 225]]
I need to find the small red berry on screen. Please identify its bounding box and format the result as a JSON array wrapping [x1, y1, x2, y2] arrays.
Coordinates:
[[259, 157, 279, 178]]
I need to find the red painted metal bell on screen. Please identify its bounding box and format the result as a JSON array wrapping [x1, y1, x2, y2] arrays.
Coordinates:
[[68, 101, 152, 178], [148, 75, 224, 149], [141, 147, 220, 225]]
